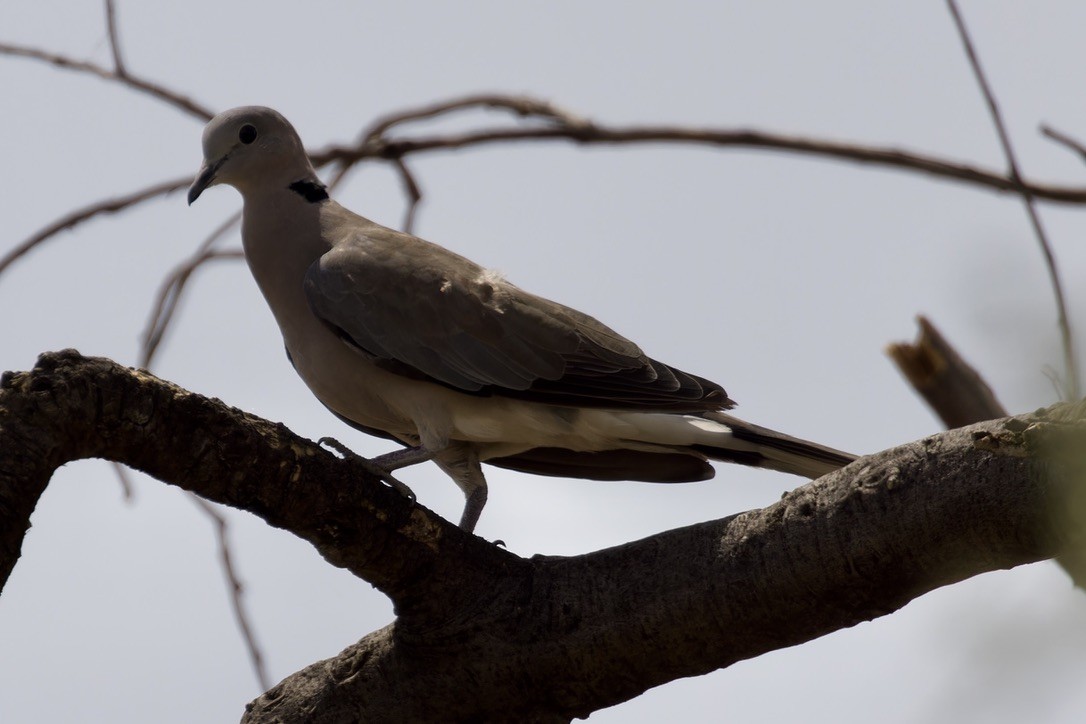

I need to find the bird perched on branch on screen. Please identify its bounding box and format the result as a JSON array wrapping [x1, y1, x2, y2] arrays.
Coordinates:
[[187, 106, 855, 532]]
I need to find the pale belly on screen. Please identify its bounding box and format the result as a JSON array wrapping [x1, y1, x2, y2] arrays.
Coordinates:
[[282, 318, 651, 460]]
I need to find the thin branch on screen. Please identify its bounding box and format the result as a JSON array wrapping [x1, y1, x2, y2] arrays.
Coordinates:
[[139, 247, 244, 367], [887, 316, 1007, 428], [140, 213, 243, 368], [392, 158, 423, 234], [10, 103, 1086, 281], [324, 93, 589, 191], [311, 125, 1086, 204], [0, 177, 189, 276], [946, 0, 1079, 400], [0, 42, 213, 121], [361, 93, 590, 144], [110, 461, 135, 502], [322, 160, 355, 192], [188, 494, 272, 692], [1041, 124, 1086, 165], [323, 148, 361, 196], [103, 0, 126, 76]]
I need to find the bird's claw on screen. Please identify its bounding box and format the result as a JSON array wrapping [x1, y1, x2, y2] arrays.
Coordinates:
[[318, 436, 417, 503]]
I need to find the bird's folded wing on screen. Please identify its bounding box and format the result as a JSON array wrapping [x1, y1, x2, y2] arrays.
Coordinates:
[[304, 224, 731, 411]]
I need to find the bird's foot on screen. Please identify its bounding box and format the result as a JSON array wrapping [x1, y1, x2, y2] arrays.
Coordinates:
[[319, 437, 418, 503]]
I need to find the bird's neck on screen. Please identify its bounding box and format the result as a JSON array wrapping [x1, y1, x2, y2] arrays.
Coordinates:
[[240, 185, 329, 340]]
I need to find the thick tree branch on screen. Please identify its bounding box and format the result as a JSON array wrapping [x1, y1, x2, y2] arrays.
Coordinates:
[[888, 316, 1086, 589], [1, 351, 1082, 721], [0, 351, 503, 604]]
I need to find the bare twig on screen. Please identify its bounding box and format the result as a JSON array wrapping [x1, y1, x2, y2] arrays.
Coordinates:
[[392, 158, 423, 234], [887, 316, 1007, 428], [348, 97, 570, 233], [361, 93, 590, 144], [10, 102, 1086, 281], [12, 120, 1086, 288], [140, 246, 244, 367], [188, 495, 272, 692], [323, 162, 355, 193], [103, 0, 126, 76], [0, 177, 189, 276], [111, 461, 136, 502], [946, 0, 1079, 400], [1041, 124, 1086, 165], [267, 94, 583, 193], [140, 214, 243, 368], [311, 125, 1086, 204], [0, 43, 213, 121], [8, 102, 1086, 379]]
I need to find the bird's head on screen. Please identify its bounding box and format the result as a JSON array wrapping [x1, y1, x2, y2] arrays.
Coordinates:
[[188, 106, 312, 204]]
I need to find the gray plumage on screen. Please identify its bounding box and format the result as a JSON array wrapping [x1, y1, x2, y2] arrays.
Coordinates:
[[188, 106, 855, 532]]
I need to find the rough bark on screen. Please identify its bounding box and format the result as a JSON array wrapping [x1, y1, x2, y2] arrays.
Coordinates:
[[0, 350, 1082, 723]]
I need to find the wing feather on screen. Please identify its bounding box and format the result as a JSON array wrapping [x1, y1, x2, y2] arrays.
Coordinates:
[[304, 209, 733, 412]]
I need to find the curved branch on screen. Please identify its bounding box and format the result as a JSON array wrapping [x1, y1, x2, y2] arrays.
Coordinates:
[[139, 213, 243, 368], [0, 177, 189, 276], [188, 494, 272, 691], [313, 125, 1086, 204], [360, 93, 590, 143], [0, 351, 1080, 721], [0, 42, 214, 121], [9, 104, 1086, 279], [1043, 124, 1086, 164], [0, 351, 503, 601]]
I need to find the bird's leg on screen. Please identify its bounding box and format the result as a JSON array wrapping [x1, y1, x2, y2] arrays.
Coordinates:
[[459, 486, 488, 533], [318, 437, 432, 502], [433, 444, 488, 533]]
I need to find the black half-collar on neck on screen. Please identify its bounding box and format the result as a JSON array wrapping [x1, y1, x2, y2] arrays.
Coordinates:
[[288, 179, 329, 203]]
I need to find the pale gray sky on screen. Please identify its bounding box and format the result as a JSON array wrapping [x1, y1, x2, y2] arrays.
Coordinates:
[[2, 2, 1086, 722]]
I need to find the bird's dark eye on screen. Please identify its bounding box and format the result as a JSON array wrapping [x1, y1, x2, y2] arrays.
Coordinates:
[[238, 124, 257, 144]]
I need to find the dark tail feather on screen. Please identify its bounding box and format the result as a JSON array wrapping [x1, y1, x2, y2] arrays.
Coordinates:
[[696, 412, 856, 479]]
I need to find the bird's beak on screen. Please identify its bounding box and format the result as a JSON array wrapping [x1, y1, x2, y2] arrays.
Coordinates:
[[187, 156, 224, 205]]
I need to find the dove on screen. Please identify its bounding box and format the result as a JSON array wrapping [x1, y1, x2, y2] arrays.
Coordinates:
[[188, 106, 855, 532]]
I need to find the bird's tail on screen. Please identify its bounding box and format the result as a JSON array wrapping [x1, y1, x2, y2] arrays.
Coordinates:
[[695, 412, 856, 478], [489, 410, 856, 483]]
